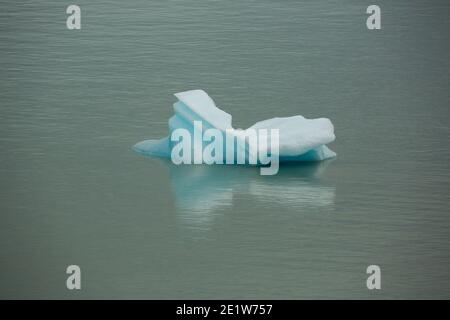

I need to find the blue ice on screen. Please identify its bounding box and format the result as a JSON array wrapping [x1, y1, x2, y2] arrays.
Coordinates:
[[133, 90, 336, 162]]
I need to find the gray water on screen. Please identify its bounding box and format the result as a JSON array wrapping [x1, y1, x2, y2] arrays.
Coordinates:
[[1, 0, 450, 299]]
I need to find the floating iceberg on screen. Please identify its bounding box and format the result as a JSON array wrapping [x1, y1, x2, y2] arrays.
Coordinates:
[[133, 90, 336, 165]]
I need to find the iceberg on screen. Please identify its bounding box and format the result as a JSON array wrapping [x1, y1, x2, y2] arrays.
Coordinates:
[[133, 89, 336, 164]]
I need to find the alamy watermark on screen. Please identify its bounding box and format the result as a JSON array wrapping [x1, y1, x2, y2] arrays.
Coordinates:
[[170, 121, 280, 175], [66, 265, 81, 290], [366, 5, 381, 30], [66, 5, 81, 30], [366, 265, 381, 290]]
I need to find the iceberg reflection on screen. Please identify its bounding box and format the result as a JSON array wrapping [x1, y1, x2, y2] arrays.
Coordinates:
[[157, 160, 335, 229]]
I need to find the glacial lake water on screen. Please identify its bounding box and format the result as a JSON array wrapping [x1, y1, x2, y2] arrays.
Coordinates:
[[1, 0, 449, 299]]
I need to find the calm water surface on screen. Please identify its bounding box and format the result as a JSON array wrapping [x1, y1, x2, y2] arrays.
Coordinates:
[[1, 0, 450, 298]]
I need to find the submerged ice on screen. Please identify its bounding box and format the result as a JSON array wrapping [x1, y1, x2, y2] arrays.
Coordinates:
[[133, 89, 336, 166]]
